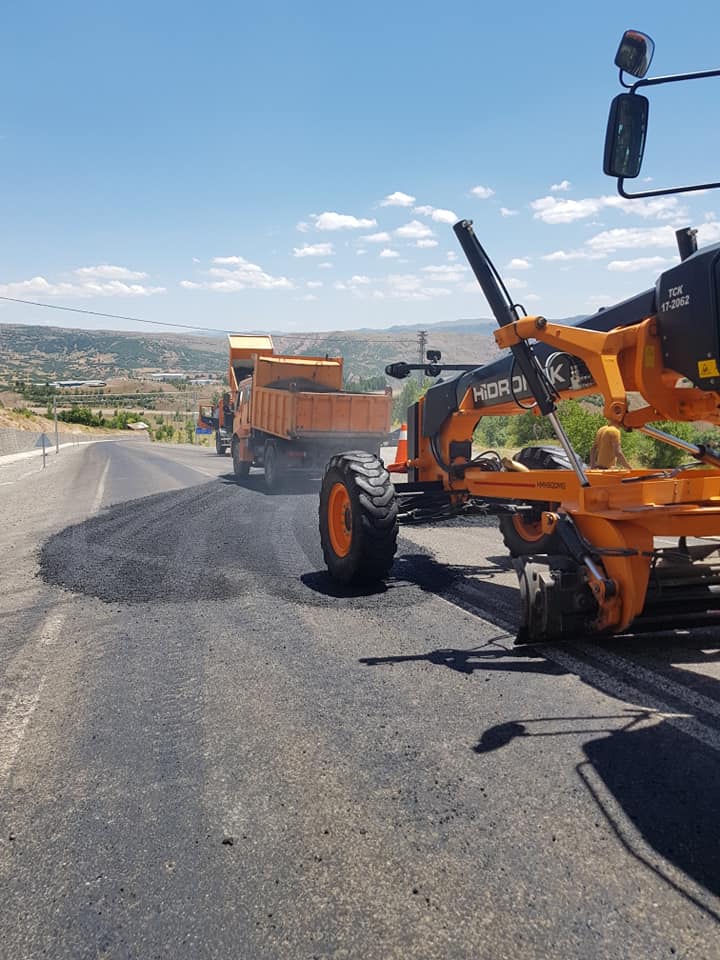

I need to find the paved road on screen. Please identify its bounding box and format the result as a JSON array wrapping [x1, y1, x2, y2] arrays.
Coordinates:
[[1, 441, 719, 959]]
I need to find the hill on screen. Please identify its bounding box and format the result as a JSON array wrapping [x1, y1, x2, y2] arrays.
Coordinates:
[[1, 321, 505, 385]]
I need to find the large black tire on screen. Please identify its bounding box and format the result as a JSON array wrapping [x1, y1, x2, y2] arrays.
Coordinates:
[[264, 440, 284, 493], [499, 512, 561, 557], [319, 452, 398, 584], [232, 437, 250, 480], [499, 445, 570, 556]]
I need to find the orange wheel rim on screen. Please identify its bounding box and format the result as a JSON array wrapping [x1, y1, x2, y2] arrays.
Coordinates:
[[328, 482, 353, 557], [512, 514, 545, 543]]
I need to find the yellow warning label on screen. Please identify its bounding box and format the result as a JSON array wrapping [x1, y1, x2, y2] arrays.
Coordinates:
[[643, 345, 655, 368], [698, 359, 720, 378]]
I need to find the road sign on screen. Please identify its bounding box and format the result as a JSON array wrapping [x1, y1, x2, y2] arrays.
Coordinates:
[[195, 427, 213, 435], [35, 432, 50, 468]]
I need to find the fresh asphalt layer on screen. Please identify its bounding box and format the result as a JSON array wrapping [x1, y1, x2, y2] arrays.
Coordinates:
[[1, 440, 719, 959]]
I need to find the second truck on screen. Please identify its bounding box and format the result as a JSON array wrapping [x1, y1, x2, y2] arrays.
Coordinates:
[[226, 334, 392, 491]]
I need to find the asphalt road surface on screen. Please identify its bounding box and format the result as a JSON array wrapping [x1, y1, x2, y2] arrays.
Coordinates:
[[1, 440, 719, 959]]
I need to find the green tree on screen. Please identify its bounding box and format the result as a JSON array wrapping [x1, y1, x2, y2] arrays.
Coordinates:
[[557, 400, 607, 462], [392, 377, 432, 423]]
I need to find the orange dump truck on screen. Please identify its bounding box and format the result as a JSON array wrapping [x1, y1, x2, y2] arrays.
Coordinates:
[[227, 334, 392, 490]]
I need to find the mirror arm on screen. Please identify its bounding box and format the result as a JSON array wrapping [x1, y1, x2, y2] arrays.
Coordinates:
[[619, 177, 720, 200], [629, 67, 720, 90], [618, 67, 633, 89]]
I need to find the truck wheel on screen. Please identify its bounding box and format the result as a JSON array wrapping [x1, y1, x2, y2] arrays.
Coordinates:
[[232, 438, 250, 480], [264, 441, 283, 492], [499, 512, 560, 557], [319, 452, 398, 583]]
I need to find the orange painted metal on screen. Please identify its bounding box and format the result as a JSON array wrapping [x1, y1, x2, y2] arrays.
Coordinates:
[[407, 312, 720, 634]]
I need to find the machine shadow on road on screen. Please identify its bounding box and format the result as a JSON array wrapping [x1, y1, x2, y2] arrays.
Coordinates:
[[472, 708, 720, 920], [218, 471, 322, 496], [359, 644, 566, 676]]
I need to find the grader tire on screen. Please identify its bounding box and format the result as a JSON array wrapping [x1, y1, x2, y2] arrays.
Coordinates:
[[499, 513, 560, 557], [319, 452, 398, 584]]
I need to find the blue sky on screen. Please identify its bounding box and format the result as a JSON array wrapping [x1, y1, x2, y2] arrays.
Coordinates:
[[1, 0, 719, 334]]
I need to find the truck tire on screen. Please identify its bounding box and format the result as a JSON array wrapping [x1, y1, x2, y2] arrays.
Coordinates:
[[232, 437, 250, 480], [499, 512, 560, 557], [264, 440, 284, 493], [319, 452, 398, 583]]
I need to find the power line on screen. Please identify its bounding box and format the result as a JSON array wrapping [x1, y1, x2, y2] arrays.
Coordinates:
[[0, 295, 418, 344]]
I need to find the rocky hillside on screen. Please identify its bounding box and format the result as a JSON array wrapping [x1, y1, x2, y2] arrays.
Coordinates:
[[0, 321, 505, 385]]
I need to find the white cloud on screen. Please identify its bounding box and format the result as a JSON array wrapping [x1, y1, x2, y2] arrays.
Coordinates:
[[588, 294, 613, 309], [0, 275, 165, 298], [413, 205, 458, 224], [293, 242, 334, 258], [607, 256, 675, 273], [380, 191, 416, 207], [542, 248, 603, 262], [505, 277, 528, 289], [524, 294, 542, 302], [180, 280, 201, 290], [317, 262, 333, 269], [379, 248, 400, 258], [395, 220, 434, 240], [334, 275, 373, 296], [531, 194, 686, 225], [416, 239, 439, 248], [356, 249, 367, 256], [471, 185, 495, 199], [699, 221, 720, 244], [361, 231, 392, 243], [550, 180, 572, 192], [585, 225, 677, 254], [506, 258, 531, 270], [75, 264, 148, 280], [296, 221, 310, 233], [384, 273, 452, 301], [306, 281, 323, 288], [421, 264, 466, 280], [500, 207, 519, 217], [184, 256, 292, 291], [312, 211, 377, 230], [446, 252, 457, 261]]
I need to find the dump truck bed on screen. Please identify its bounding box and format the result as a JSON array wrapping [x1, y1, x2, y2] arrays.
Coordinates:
[[254, 384, 391, 440], [250, 354, 391, 439]]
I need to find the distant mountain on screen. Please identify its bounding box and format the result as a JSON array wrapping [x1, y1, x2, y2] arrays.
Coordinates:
[[0, 313, 588, 385], [0, 324, 227, 382]]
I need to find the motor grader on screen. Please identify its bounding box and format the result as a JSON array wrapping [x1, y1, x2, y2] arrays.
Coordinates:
[[318, 30, 720, 643]]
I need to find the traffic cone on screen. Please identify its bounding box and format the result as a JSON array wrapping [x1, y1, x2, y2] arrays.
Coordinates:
[[387, 423, 408, 473]]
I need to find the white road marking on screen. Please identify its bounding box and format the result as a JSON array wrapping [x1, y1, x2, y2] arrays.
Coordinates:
[[91, 458, 111, 515], [0, 678, 47, 786], [575, 641, 720, 722], [431, 580, 720, 754], [0, 607, 67, 787]]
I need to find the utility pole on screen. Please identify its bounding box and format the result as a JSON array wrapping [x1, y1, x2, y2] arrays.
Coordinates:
[[417, 330, 427, 381], [53, 394, 59, 454]]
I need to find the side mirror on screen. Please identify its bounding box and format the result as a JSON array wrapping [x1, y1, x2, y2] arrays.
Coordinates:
[[614, 30, 655, 78], [603, 93, 649, 178]]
